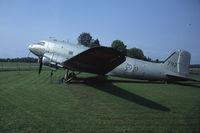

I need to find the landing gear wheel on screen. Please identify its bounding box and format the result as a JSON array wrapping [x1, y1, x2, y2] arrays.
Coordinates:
[[50, 70, 53, 83], [68, 72, 76, 79], [62, 72, 76, 84]]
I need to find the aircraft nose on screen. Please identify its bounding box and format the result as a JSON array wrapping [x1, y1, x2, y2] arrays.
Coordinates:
[[28, 44, 33, 50], [28, 43, 44, 57], [28, 44, 36, 53], [28, 44, 38, 55]]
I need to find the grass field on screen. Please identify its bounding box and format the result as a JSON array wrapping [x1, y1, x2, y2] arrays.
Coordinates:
[[0, 65, 200, 132], [190, 68, 200, 75]]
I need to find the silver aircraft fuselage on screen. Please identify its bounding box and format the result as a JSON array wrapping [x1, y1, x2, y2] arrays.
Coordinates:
[[28, 39, 191, 81]]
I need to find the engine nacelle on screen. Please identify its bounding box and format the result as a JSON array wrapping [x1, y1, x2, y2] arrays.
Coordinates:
[[42, 56, 51, 65], [42, 53, 66, 68]]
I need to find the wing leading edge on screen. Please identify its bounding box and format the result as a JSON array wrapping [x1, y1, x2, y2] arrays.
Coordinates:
[[64, 47, 126, 75]]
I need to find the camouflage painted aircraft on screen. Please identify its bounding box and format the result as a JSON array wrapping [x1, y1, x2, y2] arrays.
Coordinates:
[[28, 39, 193, 83]]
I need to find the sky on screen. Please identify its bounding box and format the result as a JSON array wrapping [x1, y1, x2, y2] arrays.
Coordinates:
[[0, 0, 200, 64]]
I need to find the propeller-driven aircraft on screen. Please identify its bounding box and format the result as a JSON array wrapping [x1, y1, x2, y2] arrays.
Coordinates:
[[28, 39, 193, 83]]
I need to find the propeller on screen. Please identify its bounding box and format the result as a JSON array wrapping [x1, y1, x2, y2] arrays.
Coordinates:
[[27, 51, 31, 57], [38, 56, 43, 74]]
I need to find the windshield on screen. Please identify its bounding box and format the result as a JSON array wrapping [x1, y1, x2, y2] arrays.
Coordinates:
[[36, 42, 45, 46]]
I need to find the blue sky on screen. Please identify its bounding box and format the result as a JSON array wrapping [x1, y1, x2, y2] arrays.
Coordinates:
[[0, 0, 199, 64]]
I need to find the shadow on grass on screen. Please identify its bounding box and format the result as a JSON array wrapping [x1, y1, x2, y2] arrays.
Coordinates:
[[71, 76, 170, 112], [168, 81, 200, 88]]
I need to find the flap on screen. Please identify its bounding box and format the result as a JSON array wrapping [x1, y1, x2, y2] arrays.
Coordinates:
[[64, 47, 125, 75]]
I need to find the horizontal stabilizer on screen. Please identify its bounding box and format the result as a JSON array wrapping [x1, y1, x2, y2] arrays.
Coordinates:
[[166, 74, 198, 82]]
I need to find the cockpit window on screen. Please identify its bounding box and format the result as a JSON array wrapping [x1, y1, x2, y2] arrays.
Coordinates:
[[37, 42, 45, 46]]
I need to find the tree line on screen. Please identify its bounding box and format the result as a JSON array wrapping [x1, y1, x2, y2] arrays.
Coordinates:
[[0, 57, 37, 63], [78, 32, 157, 62], [190, 64, 200, 68]]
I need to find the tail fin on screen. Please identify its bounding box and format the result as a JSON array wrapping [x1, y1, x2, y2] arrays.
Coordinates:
[[163, 50, 191, 76]]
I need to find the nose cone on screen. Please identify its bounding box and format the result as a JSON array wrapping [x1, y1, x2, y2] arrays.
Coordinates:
[[28, 44, 33, 51], [28, 44, 37, 55], [28, 43, 44, 56]]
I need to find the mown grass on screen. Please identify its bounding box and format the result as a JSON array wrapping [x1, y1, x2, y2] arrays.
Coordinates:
[[0, 69, 200, 133]]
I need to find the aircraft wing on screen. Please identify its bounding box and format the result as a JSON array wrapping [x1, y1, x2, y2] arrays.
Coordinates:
[[63, 47, 126, 75]]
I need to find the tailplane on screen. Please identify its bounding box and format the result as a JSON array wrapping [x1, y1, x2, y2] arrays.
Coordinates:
[[163, 50, 191, 77]]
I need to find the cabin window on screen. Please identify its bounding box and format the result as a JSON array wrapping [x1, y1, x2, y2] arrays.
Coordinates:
[[69, 51, 73, 55]]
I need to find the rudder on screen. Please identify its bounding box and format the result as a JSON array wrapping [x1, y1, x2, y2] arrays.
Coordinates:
[[163, 50, 191, 76]]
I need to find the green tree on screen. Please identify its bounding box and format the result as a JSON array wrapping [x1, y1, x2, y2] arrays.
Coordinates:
[[145, 56, 152, 62], [89, 39, 100, 47], [155, 59, 159, 62], [111, 40, 127, 55], [126, 48, 145, 60], [77, 32, 92, 47]]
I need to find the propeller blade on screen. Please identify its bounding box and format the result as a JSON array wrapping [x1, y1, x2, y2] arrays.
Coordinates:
[[38, 57, 43, 74], [27, 51, 31, 57]]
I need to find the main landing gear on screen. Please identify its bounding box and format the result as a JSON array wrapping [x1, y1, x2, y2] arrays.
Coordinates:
[[60, 70, 78, 84]]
